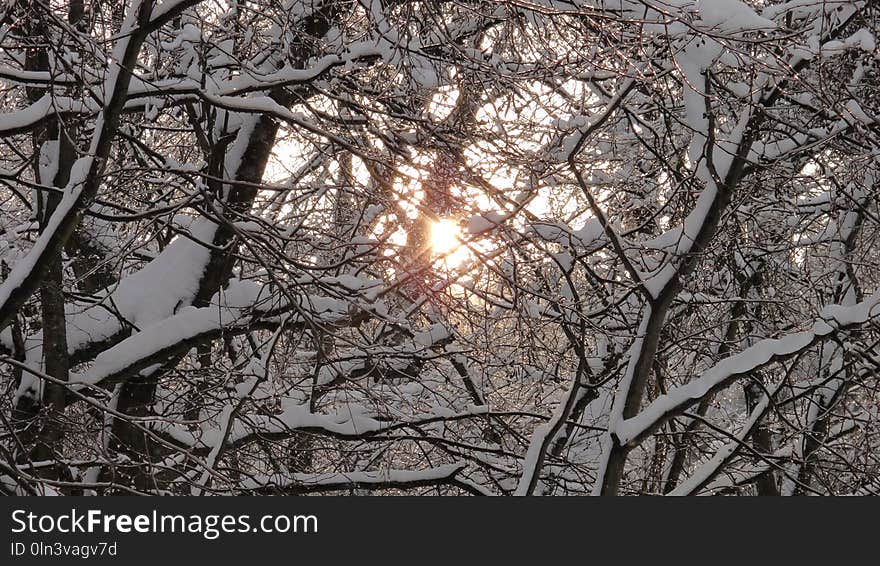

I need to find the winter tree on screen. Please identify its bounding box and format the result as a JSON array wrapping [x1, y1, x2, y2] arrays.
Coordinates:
[[0, 0, 879, 495]]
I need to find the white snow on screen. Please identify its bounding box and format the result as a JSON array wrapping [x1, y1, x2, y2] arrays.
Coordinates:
[[696, 0, 777, 34], [413, 323, 451, 348], [529, 218, 604, 249], [466, 211, 506, 234]]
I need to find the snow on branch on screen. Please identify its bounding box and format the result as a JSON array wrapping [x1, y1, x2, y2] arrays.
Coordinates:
[[241, 462, 471, 494], [615, 289, 880, 447]]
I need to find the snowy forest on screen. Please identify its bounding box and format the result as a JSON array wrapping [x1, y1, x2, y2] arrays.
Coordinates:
[[0, 0, 878, 496]]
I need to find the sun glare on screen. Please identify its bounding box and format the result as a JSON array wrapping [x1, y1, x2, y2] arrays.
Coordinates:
[[430, 219, 472, 268], [431, 219, 460, 254]]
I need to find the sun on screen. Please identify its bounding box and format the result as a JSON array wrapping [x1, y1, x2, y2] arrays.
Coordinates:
[[430, 219, 460, 255], [429, 219, 471, 268]]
